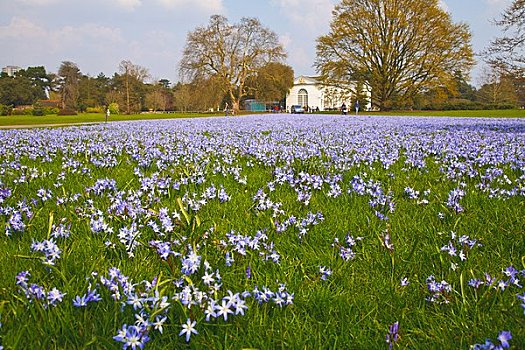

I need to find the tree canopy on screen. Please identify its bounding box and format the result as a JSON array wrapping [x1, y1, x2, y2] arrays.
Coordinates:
[[0, 66, 50, 107], [118, 60, 149, 114], [315, 0, 474, 110], [179, 15, 286, 112], [249, 62, 294, 103], [58, 61, 81, 111]]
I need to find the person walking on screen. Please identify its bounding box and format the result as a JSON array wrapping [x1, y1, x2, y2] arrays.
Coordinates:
[[354, 100, 360, 115], [105, 107, 110, 123], [341, 102, 347, 115], [224, 102, 229, 117]]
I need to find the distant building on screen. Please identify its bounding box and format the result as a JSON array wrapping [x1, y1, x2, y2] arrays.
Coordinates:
[[286, 75, 372, 112], [2, 65, 21, 77]]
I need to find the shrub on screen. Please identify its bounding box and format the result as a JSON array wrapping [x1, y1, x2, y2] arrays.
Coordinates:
[[11, 109, 25, 116], [86, 106, 104, 114], [0, 104, 13, 116], [12, 108, 34, 115], [57, 108, 78, 116], [32, 108, 45, 116], [108, 103, 119, 115], [44, 107, 60, 115]]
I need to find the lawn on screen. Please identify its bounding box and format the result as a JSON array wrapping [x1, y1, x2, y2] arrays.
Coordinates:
[[0, 109, 523, 128], [0, 114, 523, 349], [0, 112, 213, 127], [366, 109, 525, 118]]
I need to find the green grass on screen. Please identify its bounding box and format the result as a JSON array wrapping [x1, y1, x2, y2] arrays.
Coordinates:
[[0, 112, 217, 127], [0, 109, 523, 128], [364, 109, 525, 118], [0, 117, 524, 349]]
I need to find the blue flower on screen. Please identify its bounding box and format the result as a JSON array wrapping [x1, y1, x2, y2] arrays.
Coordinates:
[[386, 321, 399, 349], [72, 295, 88, 307], [468, 278, 483, 289], [179, 318, 198, 342], [152, 315, 167, 334], [471, 330, 512, 349], [497, 330, 512, 348], [47, 287, 66, 306], [216, 299, 234, 321], [113, 324, 149, 350], [518, 292, 525, 314], [319, 266, 332, 280]]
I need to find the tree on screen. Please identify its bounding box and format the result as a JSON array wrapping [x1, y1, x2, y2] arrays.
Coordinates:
[[477, 64, 518, 106], [485, 0, 524, 75], [249, 62, 294, 103], [484, 0, 525, 107], [18, 66, 51, 99], [315, 0, 474, 110], [0, 66, 51, 106], [118, 60, 149, 114], [79, 73, 111, 110], [158, 79, 171, 89], [145, 86, 169, 112], [191, 76, 227, 111], [0, 75, 36, 106], [173, 82, 193, 112], [452, 70, 477, 102], [179, 15, 286, 112], [58, 61, 81, 112]]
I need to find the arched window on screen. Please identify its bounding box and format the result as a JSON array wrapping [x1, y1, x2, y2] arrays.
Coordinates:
[[298, 89, 308, 107]]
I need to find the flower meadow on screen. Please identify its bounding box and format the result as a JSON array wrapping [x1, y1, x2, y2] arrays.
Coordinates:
[[0, 114, 524, 349]]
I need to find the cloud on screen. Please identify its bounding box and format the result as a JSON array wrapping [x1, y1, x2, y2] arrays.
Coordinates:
[[287, 44, 314, 73], [113, 0, 142, 10], [271, 0, 335, 34], [0, 16, 126, 73], [270, 0, 335, 75], [15, 0, 61, 5], [157, 0, 224, 13], [0, 17, 47, 39], [0, 17, 123, 46]]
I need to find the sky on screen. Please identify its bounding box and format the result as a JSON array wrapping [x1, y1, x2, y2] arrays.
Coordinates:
[[0, 0, 513, 86]]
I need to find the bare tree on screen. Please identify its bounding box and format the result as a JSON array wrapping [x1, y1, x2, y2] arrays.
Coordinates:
[[179, 15, 286, 113], [477, 64, 518, 106], [485, 0, 524, 75], [118, 60, 149, 114], [145, 90, 167, 112], [316, 0, 474, 110], [173, 83, 193, 112], [58, 61, 81, 112]]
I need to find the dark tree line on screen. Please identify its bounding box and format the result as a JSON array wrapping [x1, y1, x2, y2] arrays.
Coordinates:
[[0, 66, 51, 107], [0, 58, 294, 115]]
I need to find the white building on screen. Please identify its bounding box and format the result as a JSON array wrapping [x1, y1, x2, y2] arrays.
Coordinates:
[[286, 75, 372, 112], [2, 65, 21, 77]]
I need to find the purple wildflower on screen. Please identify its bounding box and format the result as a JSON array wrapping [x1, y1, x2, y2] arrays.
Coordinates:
[[319, 266, 332, 280], [386, 321, 399, 349]]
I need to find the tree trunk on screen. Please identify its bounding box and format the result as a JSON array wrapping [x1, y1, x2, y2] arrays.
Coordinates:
[[125, 74, 130, 115]]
